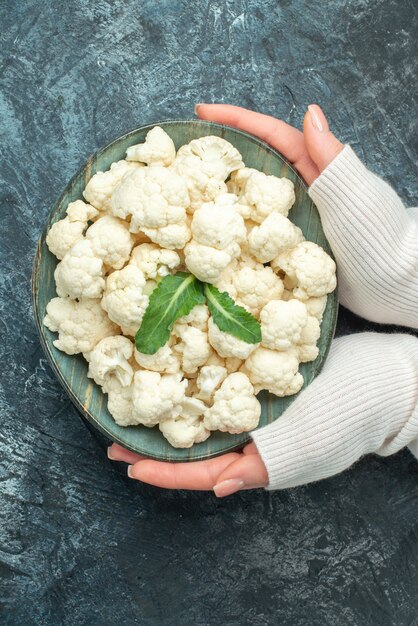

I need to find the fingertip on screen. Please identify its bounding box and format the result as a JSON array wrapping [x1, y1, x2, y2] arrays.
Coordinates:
[[303, 106, 344, 174], [194, 102, 205, 116]]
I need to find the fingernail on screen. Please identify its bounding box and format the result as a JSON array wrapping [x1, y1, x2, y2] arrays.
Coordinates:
[[127, 465, 134, 478], [194, 103, 205, 115], [308, 104, 329, 133], [213, 479, 245, 498], [107, 446, 116, 460]]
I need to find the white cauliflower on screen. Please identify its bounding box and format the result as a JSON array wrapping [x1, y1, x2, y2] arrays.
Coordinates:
[[190, 195, 246, 251], [86, 215, 133, 269], [208, 317, 258, 360], [260, 299, 308, 350], [172, 154, 228, 213], [142, 222, 191, 250], [159, 397, 210, 448], [85, 335, 134, 388], [184, 196, 246, 282], [54, 239, 105, 300], [215, 261, 284, 317], [134, 343, 181, 374], [111, 166, 190, 249], [205, 352, 244, 374], [101, 265, 149, 336], [244, 347, 303, 397], [172, 324, 211, 374], [296, 316, 321, 363], [229, 168, 295, 223], [195, 365, 228, 401], [203, 372, 261, 434], [83, 160, 142, 211], [126, 126, 176, 167], [184, 242, 232, 283], [272, 241, 337, 299], [248, 213, 304, 263], [176, 136, 244, 181], [132, 371, 187, 426], [46, 200, 99, 260], [129, 243, 180, 279], [104, 378, 136, 427], [176, 304, 209, 331], [43, 297, 117, 355], [303, 295, 328, 322]]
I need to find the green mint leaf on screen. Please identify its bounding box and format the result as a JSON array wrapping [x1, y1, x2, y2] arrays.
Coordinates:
[[135, 272, 205, 354], [204, 283, 261, 344]]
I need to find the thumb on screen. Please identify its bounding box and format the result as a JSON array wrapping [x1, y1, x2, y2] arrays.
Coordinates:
[[303, 104, 344, 174], [213, 443, 268, 497]]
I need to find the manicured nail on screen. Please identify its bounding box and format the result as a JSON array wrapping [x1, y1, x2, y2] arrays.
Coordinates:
[[107, 446, 116, 460], [127, 465, 134, 478], [308, 104, 329, 133], [213, 479, 245, 497], [194, 103, 205, 115]]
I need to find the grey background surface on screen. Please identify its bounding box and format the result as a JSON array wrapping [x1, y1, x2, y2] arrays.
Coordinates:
[[1, 1, 418, 625]]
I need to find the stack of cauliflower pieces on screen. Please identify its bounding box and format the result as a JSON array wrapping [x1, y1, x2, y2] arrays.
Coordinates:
[[43, 126, 336, 449]]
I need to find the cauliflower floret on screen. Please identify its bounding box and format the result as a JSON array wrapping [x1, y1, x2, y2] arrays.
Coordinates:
[[176, 136, 244, 181], [260, 299, 308, 350], [244, 347, 303, 397], [272, 241, 337, 299], [104, 379, 137, 427], [83, 160, 142, 211], [302, 295, 328, 322], [46, 200, 99, 260], [296, 316, 321, 363], [101, 265, 149, 336], [215, 262, 284, 318], [172, 324, 211, 374], [204, 352, 243, 373], [191, 196, 246, 251], [296, 343, 319, 363], [203, 372, 261, 434], [85, 335, 134, 388], [54, 239, 105, 300], [43, 297, 117, 355], [184, 242, 232, 283], [132, 371, 187, 426], [248, 213, 304, 263], [184, 196, 246, 282], [142, 222, 191, 250], [172, 154, 228, 213], [207, 317, 258, 359], [159, 398, 210, 448], [134, 343, 181, 374], [129, 243, 180, 279], [232, 169, 295, 223], [176, 304, 209, 332], [195, 365, 228, 401], [85, 215, 133, 269], [226, 167, 257, 195], [126, 126, 176, 167], [111, 166, 190, 235]]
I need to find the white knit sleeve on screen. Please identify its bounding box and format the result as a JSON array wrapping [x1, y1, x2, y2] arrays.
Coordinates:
[[251, 333, 418, 490], [309, 146, 418, 329]]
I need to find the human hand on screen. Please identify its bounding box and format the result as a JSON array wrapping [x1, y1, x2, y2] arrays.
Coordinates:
[[195, 102, 343, 185], [109, 332, 418, 494], [108, 441, 269, 497]]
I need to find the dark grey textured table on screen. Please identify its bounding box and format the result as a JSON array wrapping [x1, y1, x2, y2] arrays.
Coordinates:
[[1, 1, 418, 624]]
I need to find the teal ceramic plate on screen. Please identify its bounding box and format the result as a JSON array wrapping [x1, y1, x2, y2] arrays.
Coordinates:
[[32, 120, 338, 461]]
